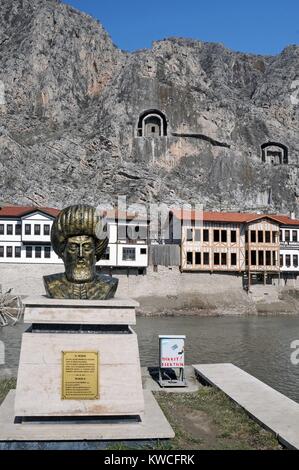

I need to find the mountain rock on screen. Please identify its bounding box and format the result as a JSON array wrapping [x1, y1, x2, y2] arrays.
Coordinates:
[[0, 0, 298, 213]]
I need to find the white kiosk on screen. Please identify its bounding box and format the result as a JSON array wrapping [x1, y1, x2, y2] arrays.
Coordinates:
[[158, 335, 186, 388]]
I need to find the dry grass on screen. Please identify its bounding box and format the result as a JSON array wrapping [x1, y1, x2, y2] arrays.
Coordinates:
[[0, 379, 282, 450]]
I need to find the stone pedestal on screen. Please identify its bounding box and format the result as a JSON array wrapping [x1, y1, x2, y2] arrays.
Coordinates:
[[14, 296, 144, 420], [0, 296, 174, 444]]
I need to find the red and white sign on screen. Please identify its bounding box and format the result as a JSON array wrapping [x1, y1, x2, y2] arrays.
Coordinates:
[[159, 335, 185, 368]]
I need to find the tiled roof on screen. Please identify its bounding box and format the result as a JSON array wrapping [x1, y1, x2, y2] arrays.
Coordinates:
[[0, 206, 149, 221], [171, 209, 299, 225], [268, 214, 299, 226], [0, 206, 60, 218], [1, 206, 298, 226]]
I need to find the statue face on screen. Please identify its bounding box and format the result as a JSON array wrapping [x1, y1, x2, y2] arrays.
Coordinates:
[[64, 235, 96, 283]]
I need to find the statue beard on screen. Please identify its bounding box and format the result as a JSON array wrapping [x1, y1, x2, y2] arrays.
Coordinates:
[[65, 260, 95, 283]]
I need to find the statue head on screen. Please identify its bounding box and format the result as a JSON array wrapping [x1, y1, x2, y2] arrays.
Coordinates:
[[51, 205, 108, 284]]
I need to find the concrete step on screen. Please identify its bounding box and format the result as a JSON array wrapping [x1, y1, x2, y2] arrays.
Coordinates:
[[193, 363, 299, 449]]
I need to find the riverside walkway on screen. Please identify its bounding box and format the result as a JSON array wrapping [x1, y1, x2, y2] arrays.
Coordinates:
[[193, 363, 299, 449]]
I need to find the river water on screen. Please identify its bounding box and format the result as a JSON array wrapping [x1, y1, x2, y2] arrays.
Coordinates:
[[135, 315, 299, 403], [1, 315, 299, 403]]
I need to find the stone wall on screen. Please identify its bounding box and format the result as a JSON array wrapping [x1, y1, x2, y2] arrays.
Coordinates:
[[1, 263, 299, 314], [0, 263, 249, 314], [0, 263, 241, 295]]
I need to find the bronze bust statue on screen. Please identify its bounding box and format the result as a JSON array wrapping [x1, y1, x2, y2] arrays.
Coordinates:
[[43, 204, 118, 299]]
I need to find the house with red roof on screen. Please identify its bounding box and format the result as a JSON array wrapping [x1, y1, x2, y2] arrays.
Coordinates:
[[169, 209, 299, 287], [0, 206, 149, 269], [0, 206, 62, 264]]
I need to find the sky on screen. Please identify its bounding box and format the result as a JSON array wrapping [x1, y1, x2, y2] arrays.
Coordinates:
[[66, 0, 299, 55]]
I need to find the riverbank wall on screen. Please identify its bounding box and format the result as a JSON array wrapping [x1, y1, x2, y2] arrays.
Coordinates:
[[0, 264, 299, 315]]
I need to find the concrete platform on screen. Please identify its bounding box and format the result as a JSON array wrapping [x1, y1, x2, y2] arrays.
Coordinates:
[[142, 366, 201, 393], [0, 390, 174, 444], [194, 363, 299, 450], [24, 296, 138, 325]]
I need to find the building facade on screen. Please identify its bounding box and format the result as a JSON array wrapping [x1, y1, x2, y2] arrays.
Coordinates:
[[0, 206, 149, 269], [0, 207, 60, 264], [171, 210, 299, 285], [1, 205, 299, 282], [279, 222, 299, 275], [98, 213, 149, 269]]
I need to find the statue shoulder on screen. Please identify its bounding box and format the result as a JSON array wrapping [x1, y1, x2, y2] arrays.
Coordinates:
[[94, 273, 118, 299], [95, 273, 118, 284], [43, 273, 67, 298]]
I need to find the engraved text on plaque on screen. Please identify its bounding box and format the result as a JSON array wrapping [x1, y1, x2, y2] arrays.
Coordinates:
[[62, 351, 99, 400]]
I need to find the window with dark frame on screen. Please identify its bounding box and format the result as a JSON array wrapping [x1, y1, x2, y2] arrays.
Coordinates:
[[15, 224, 22, 236], [203, 229, 209, 242], [186, 228, 193, 241], [187, 252, 193, 265], [195, 252, 201, 265], [231, 230, 237, 243], [286, 254, 291, 267], [7, 224, 13, 235], [0, 224, 4, 235], [122, 247, 136, 261], [293, 255, 298, 268], [272, 251, 276, 266], [231, 253, 237, 265], [258, 250, 264, 266], [214, 252, 220, 265], [35, 246, 42, 258], [6, 246, 12, 258], [250, 231, 256, 243], [266, 251, 271, 266], [293, 230, 298, 242], [0, 246, 3, 257], [221, 230, 227, 243], [258, 231, 263, 243], [265, 231, 271, 243], [251, 250, 257, 265], [44, 225, 50, 236], [26, 246, 32, 258], [25, 224, 31, 235], [15, 246, 21, 258], [140, 248, 147, 255], [34, 224, 41, 236], [214, 230, 220, 242], [44, 247, 51, 258], [280, 254, 283, 267], [221, 253, 227, 265], [203, 252, 209, 265], [285, 230, 290, 242]]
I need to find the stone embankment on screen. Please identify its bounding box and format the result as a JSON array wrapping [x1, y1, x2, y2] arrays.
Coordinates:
[[0, 264, 299, 315]]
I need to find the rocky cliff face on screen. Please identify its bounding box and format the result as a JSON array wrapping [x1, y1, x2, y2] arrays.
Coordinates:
[[0, 0, 298, 213]]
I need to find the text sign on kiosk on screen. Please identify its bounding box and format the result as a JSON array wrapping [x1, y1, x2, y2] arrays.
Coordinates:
[[159, 335, 186, 387], [160, 336, 185, 368]]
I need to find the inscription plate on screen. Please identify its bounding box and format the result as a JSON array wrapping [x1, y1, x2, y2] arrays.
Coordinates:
[[62, 351, 99, 400]]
